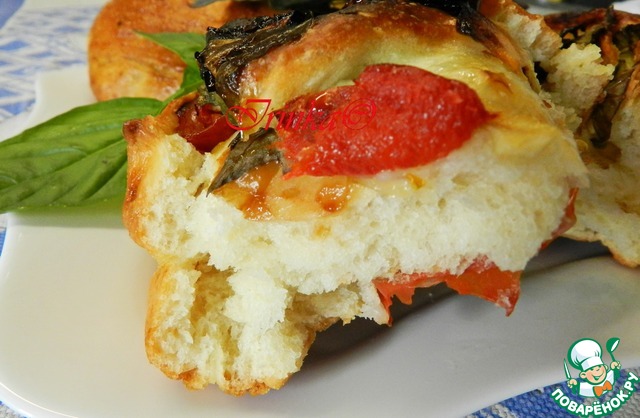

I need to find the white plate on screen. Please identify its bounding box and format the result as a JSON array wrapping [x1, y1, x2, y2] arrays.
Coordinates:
[[2, 49, 640, 418]]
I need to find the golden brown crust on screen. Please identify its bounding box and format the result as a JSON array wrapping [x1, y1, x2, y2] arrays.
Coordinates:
[[121, 117, 159, 249], [479, 0, 563, 64], [236, 0, 548, 116], [144, 264, 179, 378], [143, 261, 330, 395], [122, 93, 193, 260], [88, 0, 274, 101], [123, 106, 172, 246], [240, 3, 462, 108]]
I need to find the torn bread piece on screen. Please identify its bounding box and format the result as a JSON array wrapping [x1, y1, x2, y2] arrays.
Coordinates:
[[545, 8, 640, 266], [123, 0, 587, 395]]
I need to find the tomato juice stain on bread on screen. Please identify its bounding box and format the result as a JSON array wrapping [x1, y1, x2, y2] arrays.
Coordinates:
[[122, 0, 592, 395]]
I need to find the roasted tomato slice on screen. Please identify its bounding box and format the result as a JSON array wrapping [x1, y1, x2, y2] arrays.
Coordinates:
[[373, 258, 521, 324], [176, 100, 235, 153], [372, 189, 577, 322], [276, 64, 494, 177]]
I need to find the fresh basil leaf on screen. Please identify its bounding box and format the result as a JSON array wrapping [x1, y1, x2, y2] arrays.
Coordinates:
[[166, 64, 203, 103], [138, 32, 206, 102], [0, 98, 163, 212], [0, 32, 205, 213], [137, 32, 205, 73]]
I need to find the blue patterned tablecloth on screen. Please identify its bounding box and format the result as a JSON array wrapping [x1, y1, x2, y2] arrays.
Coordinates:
[[468, 368, 640, 417], [0, 1, 96, 121], [1, 1, 640, 417]]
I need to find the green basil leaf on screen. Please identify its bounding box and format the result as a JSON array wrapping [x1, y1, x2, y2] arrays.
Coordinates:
[[0, 98, 163, 212], [0, 32, 205, 213], [137, 32, 205, 73], [138, 32, 206, 102], [166, 64, 203, 103]]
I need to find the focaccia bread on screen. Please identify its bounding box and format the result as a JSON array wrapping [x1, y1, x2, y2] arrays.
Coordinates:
[[545, 8, 640, 267], [88, 0, 274, 101], [123, 0, 589, 395]]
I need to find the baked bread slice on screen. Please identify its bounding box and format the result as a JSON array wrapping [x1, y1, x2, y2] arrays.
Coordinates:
[[544, 8, 640, 267], [123, 0, 588, 395], [88, 0, 274, 101]]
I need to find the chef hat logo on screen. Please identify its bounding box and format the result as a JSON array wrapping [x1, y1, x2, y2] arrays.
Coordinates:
[[568, 338, 604, 372]]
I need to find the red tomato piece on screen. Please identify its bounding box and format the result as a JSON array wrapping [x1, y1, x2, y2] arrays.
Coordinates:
[[276, 64, 494, 177], [540, 188, 579, 250], [176, 100, 235, 153], [373, 258, 521, 324]]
